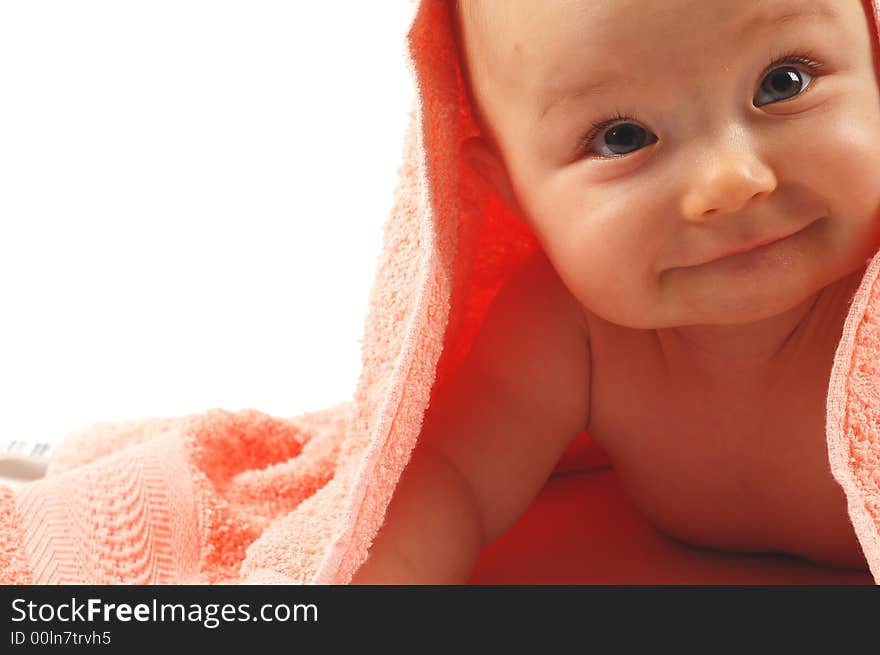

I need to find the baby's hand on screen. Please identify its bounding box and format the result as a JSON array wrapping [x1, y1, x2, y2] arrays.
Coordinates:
[[351, 252, 591, 584]]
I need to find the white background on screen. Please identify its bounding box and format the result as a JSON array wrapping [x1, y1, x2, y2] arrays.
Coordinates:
[[0, 1, 418, 449]]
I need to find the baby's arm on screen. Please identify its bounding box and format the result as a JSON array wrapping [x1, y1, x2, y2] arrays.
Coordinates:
[[351, 252, 591, 584]]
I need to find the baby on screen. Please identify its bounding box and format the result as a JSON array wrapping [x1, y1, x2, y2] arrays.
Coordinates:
[[352, 0, 880, 583]]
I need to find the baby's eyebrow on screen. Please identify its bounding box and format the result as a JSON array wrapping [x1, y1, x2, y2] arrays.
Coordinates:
[[534, 1, 841, 127]]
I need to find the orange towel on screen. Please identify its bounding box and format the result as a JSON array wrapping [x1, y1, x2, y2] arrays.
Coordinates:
[[1, 0, 879, 584]]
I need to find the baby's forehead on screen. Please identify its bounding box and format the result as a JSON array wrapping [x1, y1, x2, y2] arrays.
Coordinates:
[[457, 1, 689, 97], [457, 0, 842, 97]]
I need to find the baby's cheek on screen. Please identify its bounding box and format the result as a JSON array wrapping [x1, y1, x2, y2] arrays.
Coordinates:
[[814, 114, 880, 220]]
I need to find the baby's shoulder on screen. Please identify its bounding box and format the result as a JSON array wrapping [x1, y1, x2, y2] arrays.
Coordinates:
[[467, 249, 591, 431], [509, 249, 590, 336], [477, 249, 590, 338]]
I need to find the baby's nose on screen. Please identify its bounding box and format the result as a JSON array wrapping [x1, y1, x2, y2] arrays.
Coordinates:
[[680, 146, 777, 221]]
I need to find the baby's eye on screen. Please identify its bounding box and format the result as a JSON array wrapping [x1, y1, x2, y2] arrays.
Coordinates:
[[580, 117, 659, 158], [578, 55, 820, 160], [753, 64, 814, 107]]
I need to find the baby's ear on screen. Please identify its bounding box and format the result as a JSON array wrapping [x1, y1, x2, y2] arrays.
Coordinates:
[[461, 136, 525, 219]]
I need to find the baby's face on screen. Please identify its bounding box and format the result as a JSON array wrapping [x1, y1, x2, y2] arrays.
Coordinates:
[[458, 0, 880, 328]]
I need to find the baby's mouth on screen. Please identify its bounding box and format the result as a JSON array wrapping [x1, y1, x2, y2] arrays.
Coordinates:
[[679, 217, 823, 271], [702, 232, 793, 266]]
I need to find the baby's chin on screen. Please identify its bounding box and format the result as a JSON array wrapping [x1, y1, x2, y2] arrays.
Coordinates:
[[679, 291, 823, 328], [652, 256, 840, 328], [589, 275, 828, 331], [670, 276, 830, 327]]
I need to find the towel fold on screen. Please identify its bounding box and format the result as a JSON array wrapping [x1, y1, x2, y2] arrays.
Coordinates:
[[2, 0, 879, 584]]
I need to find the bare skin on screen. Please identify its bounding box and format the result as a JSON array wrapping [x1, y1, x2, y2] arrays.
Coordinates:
[[584, 261, 870, 571], [351, 0, 880, 582]]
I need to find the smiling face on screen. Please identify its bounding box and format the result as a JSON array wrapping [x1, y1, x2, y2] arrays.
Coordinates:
[[455, 0, 880, 329]]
